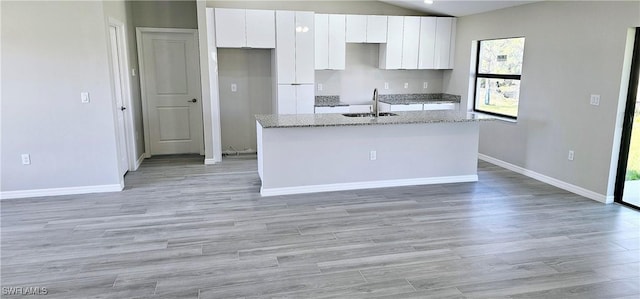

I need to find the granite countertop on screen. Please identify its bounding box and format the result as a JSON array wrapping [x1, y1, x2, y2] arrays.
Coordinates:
[[256, 111, 495, 128], [315, 96, 349, 107], [379, 93, 461, 105]]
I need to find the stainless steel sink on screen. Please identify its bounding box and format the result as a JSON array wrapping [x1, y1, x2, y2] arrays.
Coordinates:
[[342, 112, 398, 117]]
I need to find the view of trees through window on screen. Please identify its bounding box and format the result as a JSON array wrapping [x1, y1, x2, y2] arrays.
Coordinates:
[[474, 37, 525, 118]]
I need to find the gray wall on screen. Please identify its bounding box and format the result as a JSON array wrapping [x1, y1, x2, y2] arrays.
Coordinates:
[[217, 49, 273, 153], [207, 1, 425, 15], [316, 44, 444, 104], [1, 1, 121, 191], [443, 1, 640, 197], [130, 0, 198, 29]]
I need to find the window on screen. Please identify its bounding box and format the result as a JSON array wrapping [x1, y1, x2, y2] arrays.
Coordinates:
[[474, 37, 525, 119]]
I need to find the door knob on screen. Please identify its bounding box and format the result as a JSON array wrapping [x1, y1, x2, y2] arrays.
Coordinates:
[[120, 106, 126, 111], [189, 99, 197, 103]]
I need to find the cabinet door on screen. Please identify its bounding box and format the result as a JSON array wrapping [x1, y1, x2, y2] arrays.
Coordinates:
[[418, 17, 437, 69], [423, 103, 455, 110], [277, 85, 297, 114], [295, 11, 315, 84], [390, 104, 423, 111], [276, 11, 295, 84], [296, 85, 315, 114], [345, 15, 366, 43], [379, 16, 403, 69], [401, 16, 420, 69], [246, 9, 275, 48], [366, 15, 387, 43], [215, 8, 246, 48], [314, 14, 329, 70], [328, 14, 346, 70], [435, 17, 454, 69]]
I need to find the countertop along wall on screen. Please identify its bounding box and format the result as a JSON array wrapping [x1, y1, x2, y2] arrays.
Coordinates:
[[443, 1, 640, 201]]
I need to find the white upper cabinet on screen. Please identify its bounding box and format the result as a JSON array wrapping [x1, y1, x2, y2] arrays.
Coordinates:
[[315, 14, 329, 69], [418, 17, 437, 69], [276, 11, 314, 84], [294, 11, 315, 83], [366, 15, 387, 43], [215, 8, 245, 48], [379, 16, 403, 69], [345, 15, 366, 42], [215, 8, 275, 48], [328, 15, 346, 70], [346, 15, 387, 43], [401, 16, 420, 69], [246, 9, 276, 48], [379, 16, 420, 69], [434, 17, 456, 69], [315, 14, 346, 70]]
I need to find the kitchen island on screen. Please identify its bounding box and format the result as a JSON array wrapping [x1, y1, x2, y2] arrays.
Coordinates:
[[256, 111, 495, 197]]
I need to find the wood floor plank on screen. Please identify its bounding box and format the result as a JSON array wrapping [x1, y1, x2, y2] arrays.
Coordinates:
[[1, 154, 638, 298]]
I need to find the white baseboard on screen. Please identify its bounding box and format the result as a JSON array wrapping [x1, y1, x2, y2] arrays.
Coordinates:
[[260, 175, 478, 197], [0, 184, 123, 200], [134, 154, 145, 171], [204, 158, 219, 165], [478, 154, 611, 204]]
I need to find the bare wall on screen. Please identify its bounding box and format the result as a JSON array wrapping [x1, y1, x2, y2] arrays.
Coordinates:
[[443, 1, 640, 197], [1, 0, 121, 192]]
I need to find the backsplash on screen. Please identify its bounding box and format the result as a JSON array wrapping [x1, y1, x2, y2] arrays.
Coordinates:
[[315, 44, 444, 105]]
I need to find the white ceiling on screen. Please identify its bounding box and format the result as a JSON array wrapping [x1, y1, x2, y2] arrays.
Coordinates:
[[380, 0, 543, 17]]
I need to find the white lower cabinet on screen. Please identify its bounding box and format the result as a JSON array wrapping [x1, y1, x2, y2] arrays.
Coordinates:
[[314, 106, 350, 114], [277, 85, 314, 114], [423, 103, 456, 110], [390, 103, 423, 111]]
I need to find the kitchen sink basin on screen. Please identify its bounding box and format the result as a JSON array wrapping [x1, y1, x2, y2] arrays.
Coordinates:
[[342, 112, 398, 117]]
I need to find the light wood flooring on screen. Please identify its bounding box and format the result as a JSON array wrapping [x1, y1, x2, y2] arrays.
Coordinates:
[[1, 155, 639, 298]]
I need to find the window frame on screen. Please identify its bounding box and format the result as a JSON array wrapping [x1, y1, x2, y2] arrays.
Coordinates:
[[473, 37, 524, 120]]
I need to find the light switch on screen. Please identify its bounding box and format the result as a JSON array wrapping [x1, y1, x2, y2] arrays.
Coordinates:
[[231, 84, 237, 92], [81, 92, 90, 103], [21, 154, 31, 165], [590, 94, 600, 106], [423, 82, 428, 89], [131, 68, 136, 77]]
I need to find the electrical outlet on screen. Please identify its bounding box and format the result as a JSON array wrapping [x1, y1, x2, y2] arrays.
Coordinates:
[[81, 92, 90, 103], [404, 82, 409, 89], [568, 150, 574, 161], [317, 83, 323, 91], [384, 82, 389, 90], [369, 150, 377, 161], [590, 94, 600, 106], [231, 84, 237, 92], [131, 68, 136, 77], [423, 82, 428, 89], [21, 154, 31, 165]]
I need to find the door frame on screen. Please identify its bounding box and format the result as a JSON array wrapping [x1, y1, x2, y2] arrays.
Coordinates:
[[614, 27, 640, 210], [135, 27, 203, 158], [107, 17, 137, 175]]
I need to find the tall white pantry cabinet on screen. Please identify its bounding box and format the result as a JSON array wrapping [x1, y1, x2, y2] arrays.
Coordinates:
[[275, 11, 315, 114]]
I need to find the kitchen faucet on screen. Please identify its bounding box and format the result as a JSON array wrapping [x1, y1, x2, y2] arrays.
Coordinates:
[[372, 88, 379, 117]]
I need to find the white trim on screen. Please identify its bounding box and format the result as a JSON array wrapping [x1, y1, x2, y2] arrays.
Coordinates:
[[1, 184, 123, 200], [478, 154, 611, 204], [136, 27, 201, 158], [107, 17, 136, 180], [260, 175, 478, 197], [135, 154, 145, 170], [204, 158, 219, 165]]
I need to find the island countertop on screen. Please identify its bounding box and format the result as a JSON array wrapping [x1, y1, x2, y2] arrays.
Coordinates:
[[256, 111, 496, 128]]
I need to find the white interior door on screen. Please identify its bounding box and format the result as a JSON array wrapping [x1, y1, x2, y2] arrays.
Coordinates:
[[108, 26, 129, 177], [138, 29, 203, 155]]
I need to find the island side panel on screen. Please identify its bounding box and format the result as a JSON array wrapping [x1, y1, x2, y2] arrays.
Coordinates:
[[256, 121, 263, 180], [259, 122, 479, 196]]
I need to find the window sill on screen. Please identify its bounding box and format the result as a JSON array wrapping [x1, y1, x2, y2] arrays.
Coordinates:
[[470, 111, 518, 123]]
